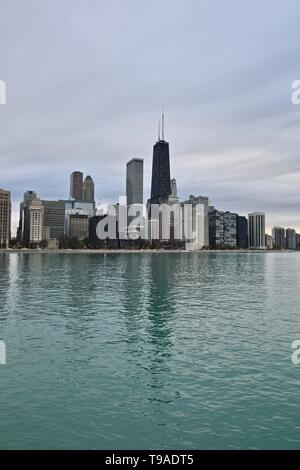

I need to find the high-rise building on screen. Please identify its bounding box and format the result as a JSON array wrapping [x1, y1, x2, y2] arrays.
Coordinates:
[[265, 234, 273, 250], [236, 215, 248, 249], [24, 198, 44, 246], [70, 171, 83, 200], [209, 210, 237, 248], [248, 212, 266, 249], [181, 195, 209, 249], [68, 213, 89, 240], [0, 189, 11, 248], [286, 228, 296, 250], [17, 191, 37, 242], [126, 158, 143, 207], [83, 176, 95, 203], [272, 226, 286, 250], [42, 200, 66, 241], [150, 114, 171, 203], [65, 200, 95, 240]]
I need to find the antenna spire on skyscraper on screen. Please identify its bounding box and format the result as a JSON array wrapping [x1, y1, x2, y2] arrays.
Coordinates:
[[158, 118, 161, 141], [162, 109, 165, 141]]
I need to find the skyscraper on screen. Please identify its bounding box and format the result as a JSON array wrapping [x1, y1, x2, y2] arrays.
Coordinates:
[[70, 171, 83, 200], [150, 114, 171, 203], [42, 200, 66, 241], [126, 158, 144, 207], [248, 212, 266, 249], [83, 176, 95, 203], [0, 189, 11, 248], [236, 215, 248, 249], [272, 226, 286, 250], [24, 198, 44, 246], [209, 210, 237, 248], [17, 190, 37, 242], [286, 228, 296, 250], [181, 195, 209, 248], [68, 213, 89, 240]]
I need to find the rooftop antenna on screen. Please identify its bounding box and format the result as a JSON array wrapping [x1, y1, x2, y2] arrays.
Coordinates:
[[158, 118, 161, 141], [162, 108, 165, 141]]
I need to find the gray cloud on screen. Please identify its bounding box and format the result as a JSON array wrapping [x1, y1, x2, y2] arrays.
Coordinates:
[[0, 0, 300, 234]]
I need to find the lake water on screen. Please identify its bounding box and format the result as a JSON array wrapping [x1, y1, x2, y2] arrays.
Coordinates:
[[0, 252, 300, 450]]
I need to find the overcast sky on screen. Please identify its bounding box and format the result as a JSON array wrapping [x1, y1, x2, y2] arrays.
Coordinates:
[[0, 0, 299, 235]]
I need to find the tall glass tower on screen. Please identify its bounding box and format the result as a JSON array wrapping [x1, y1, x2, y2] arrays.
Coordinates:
[[150, 114, 171, 202]]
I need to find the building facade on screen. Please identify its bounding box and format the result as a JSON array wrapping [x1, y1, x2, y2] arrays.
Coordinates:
[[236, 215, 248, 249], [68, 214, 89, 240], [42, 200, 66, 241], [265, 234, 273, 250], [272, 226, 286, 250], [286, 228, 296, 250], [248, 212, 266, 249], [0, 189, 11, 248], [126, 158, 143, 207], [83, 176, 95, 203], [209, 210, 237, 248], [150, 138, 171, 202], [24, 198, 44, 246], [65, 200, 95, 238], [181, 195, 209, 249], [70, 171, 83, 200], [17, 191, 37, 242]]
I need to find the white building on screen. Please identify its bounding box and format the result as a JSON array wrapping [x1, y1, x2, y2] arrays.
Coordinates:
[[28, 199, 44, 244]]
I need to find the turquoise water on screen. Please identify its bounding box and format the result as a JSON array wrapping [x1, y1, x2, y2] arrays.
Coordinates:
[[0, 252, 300, 450]]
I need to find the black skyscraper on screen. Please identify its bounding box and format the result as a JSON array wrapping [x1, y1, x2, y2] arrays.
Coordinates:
[[150, 114, 171, 202], [236, 215, 248, 249]]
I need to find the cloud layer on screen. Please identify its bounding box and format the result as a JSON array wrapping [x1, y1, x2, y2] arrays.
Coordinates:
[[0, 0, 299, 234]]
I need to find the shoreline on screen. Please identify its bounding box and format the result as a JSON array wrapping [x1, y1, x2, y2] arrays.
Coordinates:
[[1, 248, 299, 254]]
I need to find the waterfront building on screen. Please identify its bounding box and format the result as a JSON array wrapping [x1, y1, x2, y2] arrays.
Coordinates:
[[150, 114, 171, 203], [296, 233, 300, 250], [209, 210, 224, 248], [126, 158, 143, 207], [248, 212, 266, 249], [24, 198, 44, 246], [65, 200, 95, 239], [181, 195, 209, 249], [68, 213, 89, 240], [42, 200, 66, 241], [146, 116, 184, 248], [88, 214, 119, 249], [17, 191, 37, 242], [272, 226, 286, 250], [265, 234, 273, 250], [83, 176, 95, 203], [70, 171, 83, 200], [236, 215, 248, 249], [0, 189, 11, 248], [126, 157, 144, 237], [286, 228, 296, 250], [209, 210, 237, 248]]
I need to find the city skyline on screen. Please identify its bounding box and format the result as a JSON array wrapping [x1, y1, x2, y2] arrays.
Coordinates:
[[2, 124, 300, 238], [0, 1, 300, 235]]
